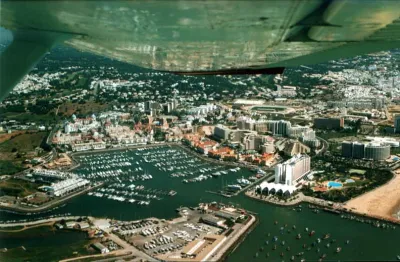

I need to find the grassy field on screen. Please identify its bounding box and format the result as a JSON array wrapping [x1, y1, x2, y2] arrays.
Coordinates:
[[349, 169, 367, 175], [0, 131, 26, 143], [1, 112, 58, 124], [0, 132, 48, 176], [0, 178, 40, 197], [56, 101, 109, 116], [0, 132, 48, 153], [0, 160, 24, 176]]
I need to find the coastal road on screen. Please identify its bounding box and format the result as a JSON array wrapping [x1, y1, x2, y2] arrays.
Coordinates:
[[211, 214, 257, 261], [60, 231, 158, 262], [0, 182, 103, 213], [0, 216, 83, 228]]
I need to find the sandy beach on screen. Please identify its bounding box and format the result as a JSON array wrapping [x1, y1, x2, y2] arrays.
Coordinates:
[[345, 171, 400, 221]]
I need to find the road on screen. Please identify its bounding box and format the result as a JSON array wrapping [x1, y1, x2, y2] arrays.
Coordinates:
[[0, 216, 83, 228], [1, 215, 157, 262], [0, 182, 103, 213], [59, 224, 157, 262], [315, 136, 329, 156]]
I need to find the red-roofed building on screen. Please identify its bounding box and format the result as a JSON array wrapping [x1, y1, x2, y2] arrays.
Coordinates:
[[208, 146, 235, 159], [195, 140, 218, 155]]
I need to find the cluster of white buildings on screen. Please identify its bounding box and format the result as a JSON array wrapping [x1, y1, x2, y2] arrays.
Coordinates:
[[52, 113, 155, 151], [71, 141, 106, 152], [105, 125, 153, 145], [31, 169, 77, 180], [236, 116, 320, 148], [64, 114, 100, 134], [11, 72, 65, 94], [275, 85, 297, 97], [188, 104, 218, 116], [365, 136, 400, 147], [52, 132, 82, 145], [47, 178, 90, 197], [31, 169, 90, 197]]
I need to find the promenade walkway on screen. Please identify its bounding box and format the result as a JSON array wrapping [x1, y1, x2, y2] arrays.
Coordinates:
[[0, 182, 103, 213], [211, 214, 257, 261], [245, 189, 400, 225], [0, 216, 83, 228]]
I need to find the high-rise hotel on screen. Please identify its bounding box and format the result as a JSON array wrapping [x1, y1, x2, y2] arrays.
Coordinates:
[[275, 154, 311, 186]]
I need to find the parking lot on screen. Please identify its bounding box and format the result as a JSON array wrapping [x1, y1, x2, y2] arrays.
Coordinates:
[[111, 208, 223, 256]]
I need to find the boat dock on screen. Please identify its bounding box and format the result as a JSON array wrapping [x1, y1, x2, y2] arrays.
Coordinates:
[[206, 174, 274, 198]]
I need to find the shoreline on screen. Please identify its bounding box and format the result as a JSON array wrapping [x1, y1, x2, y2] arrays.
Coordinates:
[[344, 171, 400, 222], [245, 190, 400, 225], [0, 182, 103, 214], [1, 142, 255, 215], [1, 208, 258, 262], [389, 198, 400, 219], [218, 214, 258, 261]]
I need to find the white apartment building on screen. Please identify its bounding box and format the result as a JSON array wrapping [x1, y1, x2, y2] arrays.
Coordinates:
[[275, 154, 310, 186]]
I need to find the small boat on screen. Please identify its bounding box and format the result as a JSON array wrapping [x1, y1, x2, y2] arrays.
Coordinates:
[[273, 236, 278, 242], [396, 255, 400, 260], [275, 221, 278, 225], [287, 247, 291, 251], [168, 190, 177, 196], [326, 243, 330, 248], [273, 245, 277, 250], [317, 248, 320, 253], [346, 240, 350, 244], [265, 240, 269, 245], [296, 233, 302, 239], [296, 252, 304, 257], [281, 252, 284, 257], [291, 256, 295, 261], [293, 225, 297, 229], [281, 241, 285, 246], [323, 233, 330, 239], [336, 247, 342, 253], [260, 247, 264, 251], [309, 230, 315, 236], [303, 244, 307, 248], [254, 252, 258, 258], [266, 253, 270, 257], [321, 253, 327, 258], [317, 238, 321, 243], [305, 227, 309, 232]]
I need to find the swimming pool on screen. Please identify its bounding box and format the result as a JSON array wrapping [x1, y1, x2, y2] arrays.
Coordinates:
[[328, 181, 343, 188]]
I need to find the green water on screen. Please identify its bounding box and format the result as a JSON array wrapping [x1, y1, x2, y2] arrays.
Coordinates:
[[1, 146, 400, 261], [0, 226, 91, 262]]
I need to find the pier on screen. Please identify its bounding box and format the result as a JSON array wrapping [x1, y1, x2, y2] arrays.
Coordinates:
[[207, 174, 274, 198]]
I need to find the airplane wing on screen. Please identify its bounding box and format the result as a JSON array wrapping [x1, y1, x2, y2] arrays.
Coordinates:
[[1, 0, 399, 100]]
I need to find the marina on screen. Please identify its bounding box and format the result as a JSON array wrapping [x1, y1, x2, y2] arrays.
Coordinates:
[[1, 145, 400, 262], [71, 146, 261, 207]]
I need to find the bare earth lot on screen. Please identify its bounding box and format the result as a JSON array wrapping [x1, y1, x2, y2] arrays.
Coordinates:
[[345, 171, 400, 221]]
